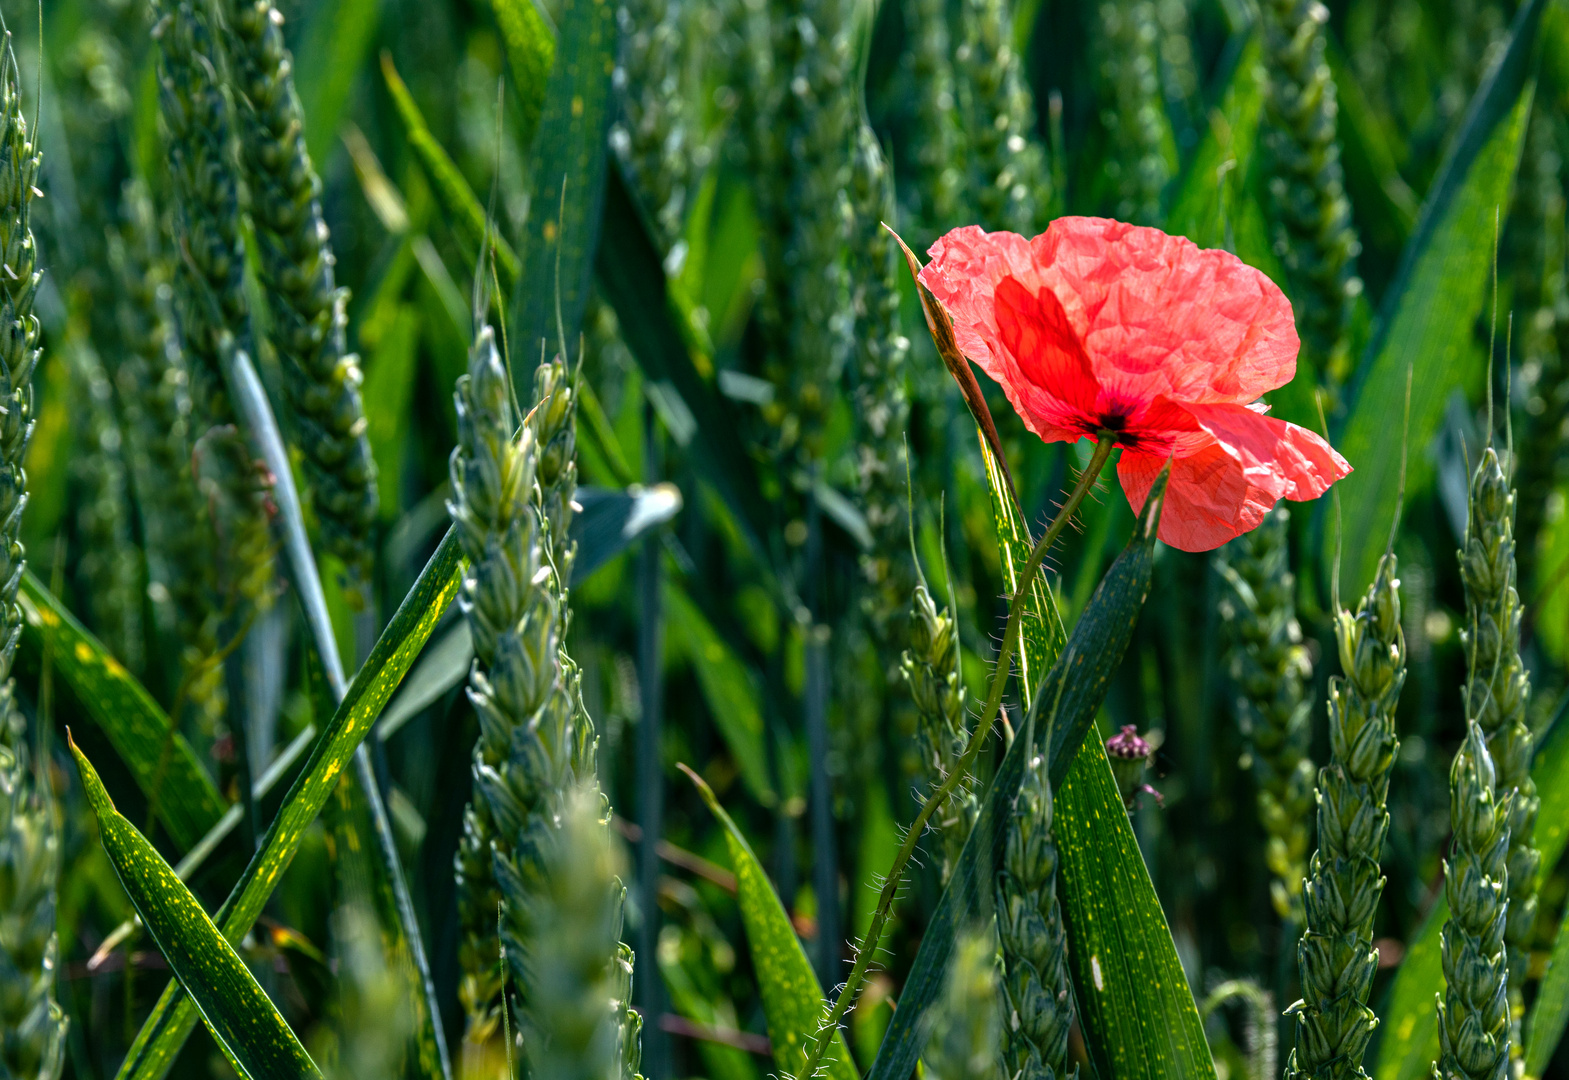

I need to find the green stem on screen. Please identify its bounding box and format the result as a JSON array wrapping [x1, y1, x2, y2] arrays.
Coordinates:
[[796, 433, 1117, 1079]]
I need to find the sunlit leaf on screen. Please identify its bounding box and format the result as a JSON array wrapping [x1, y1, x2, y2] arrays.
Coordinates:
[[72, 738, 321, 1080], [19, 573, 225, 851], [684, 766, 858, 1080], [115, 530, 464, 1080]]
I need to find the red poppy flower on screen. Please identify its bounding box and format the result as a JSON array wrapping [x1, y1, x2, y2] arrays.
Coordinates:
[[917, 218, 1351, 551]]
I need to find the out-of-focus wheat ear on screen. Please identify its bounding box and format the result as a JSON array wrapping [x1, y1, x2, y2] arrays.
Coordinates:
[[1258, 0, 1362, 394], [1506, 102, 1566, 591], [65, 337, 145, 676], [955, 0, 1052, 231], [518, 785, 641, 1080], [216, 0, 379, 607], [150, 0, 276, 670], [898, 0, 962, 230], [1091, 0, 1169, 226], [1214, 507, 1316, 925], [107, 181, 224, 738], [849, 125, 913, 638], [1284, 554, 1404, 1080], [918, 926, 1004, 1080]]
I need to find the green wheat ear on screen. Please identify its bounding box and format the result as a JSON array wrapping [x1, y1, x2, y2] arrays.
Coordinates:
[[519, 785, 643, 1080], [901, 582, 973, 885], [616, 0, 697, 247], [151, 0, 275, 653], [217, 0, 379, 605], [1458, 444, 1538, 1058], [1284, 553, 1404, 1080], [1258, 0, 1362, 392], [66, 336, 145, 676], [0, 28, 66, 1080], [898, 0, 961, 230], [1091, 0, 1168, 226], [955, 0, 1051, 232], [449, 315, 636, 1078], [995, 750, 1078, 1080], [1215, 506, 1316, 925], [107, 181, 223, 737], [920, 926, 1004, 1080], [1433, 720, 1512, 1080]]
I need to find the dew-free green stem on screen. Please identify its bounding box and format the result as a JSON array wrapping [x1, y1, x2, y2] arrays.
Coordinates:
[[797, 433, 1116, 1080]]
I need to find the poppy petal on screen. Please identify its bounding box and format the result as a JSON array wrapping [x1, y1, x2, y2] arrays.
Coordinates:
[[994, 275, 1100, 428], [1033, 218, 1300, 407], [920, 226, 1097, 444], [1187, 402, 1351, 502], [1118, 442, 1275, 552], [1117, 405, 1350, 551]]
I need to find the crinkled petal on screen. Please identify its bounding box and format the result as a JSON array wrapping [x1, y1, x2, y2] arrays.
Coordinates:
[[994, 274, 1100, 433], [919, 227, 1087, 444], [1035, 218, 1300, 406], [920, 220, 1300, 416], [1188, 402, 1351, 502], [1117, 404, 1350, 551]]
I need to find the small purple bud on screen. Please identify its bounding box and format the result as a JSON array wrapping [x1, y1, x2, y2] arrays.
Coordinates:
[[1105, 725, 1160, 812]]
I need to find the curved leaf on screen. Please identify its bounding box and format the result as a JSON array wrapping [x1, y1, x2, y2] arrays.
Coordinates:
[[115, 529, 464, 1080], [487, 0, 555, 149], [1335, 0, 1544, 597], [684, 766, 857, 1080], [19, 572, 224, 851], [71, 737, 321, 1080]]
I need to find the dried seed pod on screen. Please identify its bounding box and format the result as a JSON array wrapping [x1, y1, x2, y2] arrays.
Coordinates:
[[1216, 506, 1315, 924], [1284, 554, 1404, 1080]]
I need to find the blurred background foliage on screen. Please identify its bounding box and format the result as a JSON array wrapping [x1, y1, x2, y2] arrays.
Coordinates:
[[14, 0, 1569, 1075]]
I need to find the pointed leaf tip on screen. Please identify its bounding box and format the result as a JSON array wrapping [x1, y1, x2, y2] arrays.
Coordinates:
[[1137, 459, 1173, 544]]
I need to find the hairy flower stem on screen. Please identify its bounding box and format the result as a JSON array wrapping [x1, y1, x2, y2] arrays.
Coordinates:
[[1284, 553, 1405, 1080], [1459, 446, 1538, 1056], [798, 435, 1116, 1080], [1433, 721, 1512, 1080], [0, 32, 66, 1080], [217, 0, 379, 601]]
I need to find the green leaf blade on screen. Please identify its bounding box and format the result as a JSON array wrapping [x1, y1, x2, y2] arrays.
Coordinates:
[[115, 530, 465, 1080], [1334, 0, 1544, 597], [71, 739, 321, 1080], [686, 768, 858, 1080], [866, 471, 1208, 1080], [20, 572, 225, 851]]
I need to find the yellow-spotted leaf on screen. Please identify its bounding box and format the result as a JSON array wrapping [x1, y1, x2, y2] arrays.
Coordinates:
[[116, 529, 464, 1080], [20, 571, 224, 851], [70, 736, 321, 1080], [684, 765, 857, 1080]]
